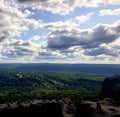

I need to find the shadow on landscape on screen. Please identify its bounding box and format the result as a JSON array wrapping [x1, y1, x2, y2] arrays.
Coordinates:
[[0, 102, 63, 117]]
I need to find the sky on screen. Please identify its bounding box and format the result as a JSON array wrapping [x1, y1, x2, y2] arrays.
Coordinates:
[[0, 0, 120, 64]]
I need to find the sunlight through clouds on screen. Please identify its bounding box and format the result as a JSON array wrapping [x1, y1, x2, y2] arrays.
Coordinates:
[[0, 0, 120, 63]]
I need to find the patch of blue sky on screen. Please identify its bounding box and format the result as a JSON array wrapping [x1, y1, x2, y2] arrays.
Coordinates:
[[77, 5, 120, 29], [79, 12, 120, 29], [15, 26, 49, 42], [24, 7, 96, 23], [27, 8, 65, 23]]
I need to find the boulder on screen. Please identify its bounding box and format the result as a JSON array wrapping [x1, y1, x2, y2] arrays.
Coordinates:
[[101, 75, 120, 101]]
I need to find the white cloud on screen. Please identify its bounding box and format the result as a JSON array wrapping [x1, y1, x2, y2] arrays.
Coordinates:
[[47, 21, 120, 50], [0, 39, 66, 62], [16, 0, 78, 15], [40, 12, 94, 31], [84, 47, 119, 57], [41, 21, 77, 31], [0, 39, 38, 59], [24, 9, 34, 16], [0, 0, 28, 41], [15, 0, 120, 15], [30, 35, 41, 41], [75, 12, 94, 24], [99, 8, 120, 16], [103, 0, 120, 4], [22, 19, 43, 29], [41, 20, 120, 63], [0, 0, 120, 63], [0, 0, 44, 41]]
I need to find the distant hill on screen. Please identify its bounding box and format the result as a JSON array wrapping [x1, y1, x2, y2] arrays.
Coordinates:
[[0, 63, 120, 74]]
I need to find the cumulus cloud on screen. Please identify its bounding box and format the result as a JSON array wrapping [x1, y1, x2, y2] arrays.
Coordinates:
[[103, 0, 120, 4], [30, 35, 41, 41], [41, 12, 93, 31], [1, 0, 94, 42], [0, 0, 120, 63], [16, 0, 77, 15], [99, 8, 120, 16], [45, 20, 120, 62], [75, 12, 94, 24], [47, 21, 120, 50], [36, 49, 64, 60], [42, 21, 77, 31], [14, 0, 98, 15], [0, 31, 9, 42], [0, 39, 38, 59], [0, 0, 119, 42], [0, 39, 64, 62], [17, 0, 47, 2], [84, 47, 119, 56], [0, 0, 28, 41], [0, 0, 45, 42], [15, 0, 120, 15]]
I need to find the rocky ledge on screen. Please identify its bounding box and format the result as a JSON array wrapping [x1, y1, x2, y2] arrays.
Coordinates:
[[0, 98, 120, 117], [0, 98, 76, 117], [76, 98, 120, 117]]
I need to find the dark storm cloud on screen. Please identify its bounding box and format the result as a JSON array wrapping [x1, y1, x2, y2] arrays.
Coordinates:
[[47, 22, 120, 50]]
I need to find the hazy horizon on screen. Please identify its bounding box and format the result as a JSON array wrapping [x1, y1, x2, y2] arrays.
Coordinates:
[[0, 62, 120, 65]]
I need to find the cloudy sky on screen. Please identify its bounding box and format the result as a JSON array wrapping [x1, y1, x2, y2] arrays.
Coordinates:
[[0, 0, 120, 63]]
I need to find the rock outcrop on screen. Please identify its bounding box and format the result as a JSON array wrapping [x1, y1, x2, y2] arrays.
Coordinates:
[[0, 98, 120, 117], [101, 75, 120, 102], [0, 98, 76, 117], [76, 98, 120, 117], [0, 101, 63, 117]]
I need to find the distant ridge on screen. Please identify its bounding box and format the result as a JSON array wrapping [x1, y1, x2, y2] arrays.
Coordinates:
[[0, 63, 120, 74]]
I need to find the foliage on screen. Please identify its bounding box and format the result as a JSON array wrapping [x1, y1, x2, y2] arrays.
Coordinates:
[[0, 69, 107, 103]]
